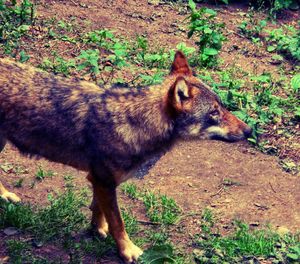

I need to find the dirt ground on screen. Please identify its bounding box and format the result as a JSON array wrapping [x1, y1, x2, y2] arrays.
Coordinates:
[[0, 0, 300, 263]]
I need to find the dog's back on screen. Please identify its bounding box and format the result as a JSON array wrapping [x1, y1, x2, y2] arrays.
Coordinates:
[[0, 59, 174, 173]]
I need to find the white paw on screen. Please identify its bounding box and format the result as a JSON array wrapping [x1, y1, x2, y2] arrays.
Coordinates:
[[1, 191, 21, 203], [120, 240, 143, 264], [97, 222, 109, 238]]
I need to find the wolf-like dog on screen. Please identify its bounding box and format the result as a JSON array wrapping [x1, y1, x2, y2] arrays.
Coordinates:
[[0, 51, 251, 263]]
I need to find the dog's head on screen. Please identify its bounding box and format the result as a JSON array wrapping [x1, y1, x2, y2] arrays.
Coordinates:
[[166, 51, 252, 142]]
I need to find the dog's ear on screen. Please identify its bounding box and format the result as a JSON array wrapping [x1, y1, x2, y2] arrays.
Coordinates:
[[170, 51, 192, 76], [168, 76, 194, 112]]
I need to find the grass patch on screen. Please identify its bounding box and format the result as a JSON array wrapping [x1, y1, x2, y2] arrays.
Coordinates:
[[6, 239, 56, 264], [193, 210, 300, 263], [121, 182, 181, 225], [0, 187, 88, 241], [35, 166, 55, 181], [143, 191, 181, 225]]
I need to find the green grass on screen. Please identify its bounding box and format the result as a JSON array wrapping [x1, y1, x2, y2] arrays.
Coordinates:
[[122, 182, 181, 225], [6, 239, 56, 264], [0, 0, 35, 56], [0, 187, 88, 241], [193, 211, 300, 263], [35, 166, 55, 181]]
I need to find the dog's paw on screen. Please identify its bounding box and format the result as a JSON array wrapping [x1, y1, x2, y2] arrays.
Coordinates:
[[1, 191, 21, 203], [120, 240, 143, 264], [92, 220, 109, 239], [97, 222, 109, 238]]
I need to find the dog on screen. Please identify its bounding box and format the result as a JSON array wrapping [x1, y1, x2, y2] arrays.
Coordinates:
[[0, 51, 252, 263]]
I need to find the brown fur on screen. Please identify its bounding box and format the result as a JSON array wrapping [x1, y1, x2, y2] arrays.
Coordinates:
[[0, 51, 251, 263]]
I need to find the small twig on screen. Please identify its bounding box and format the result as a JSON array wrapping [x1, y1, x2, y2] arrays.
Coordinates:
[[137, 220, 161, 226], [70, 0, 78, 6], [210, 187, 223, 198], [269, 182, 277, 193]]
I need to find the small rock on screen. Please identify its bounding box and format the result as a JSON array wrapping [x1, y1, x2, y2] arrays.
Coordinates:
[[277, 226, 290, 236], [249, 221, 260, 227], [32, 240, 43, 248], [3, 227, 18, 236], [193, 249, 205, 257]]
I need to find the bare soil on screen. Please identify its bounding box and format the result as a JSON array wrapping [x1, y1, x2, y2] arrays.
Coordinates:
[[0, 0, 299, 263]]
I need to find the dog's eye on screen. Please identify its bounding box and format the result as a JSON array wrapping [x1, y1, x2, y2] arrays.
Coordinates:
[[209, 110, 220, 124], [210, 110, 219, 118]]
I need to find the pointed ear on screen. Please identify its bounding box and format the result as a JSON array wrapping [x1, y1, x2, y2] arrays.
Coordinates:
[[170, 51, 192, 76], [168, 77, 193, 112]]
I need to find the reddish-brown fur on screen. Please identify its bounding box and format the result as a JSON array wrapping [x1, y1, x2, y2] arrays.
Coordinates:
[[0, 51, 251, 263]]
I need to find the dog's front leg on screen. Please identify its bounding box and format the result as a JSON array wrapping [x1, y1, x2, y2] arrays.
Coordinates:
[[92, 178, 143, 263], [0, 181, 21, 203]]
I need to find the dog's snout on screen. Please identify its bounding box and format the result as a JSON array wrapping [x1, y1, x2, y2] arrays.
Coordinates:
[[243, 126, 252, 138]]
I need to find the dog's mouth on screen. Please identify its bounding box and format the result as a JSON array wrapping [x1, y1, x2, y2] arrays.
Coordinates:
[[210, 133, 245, 142]]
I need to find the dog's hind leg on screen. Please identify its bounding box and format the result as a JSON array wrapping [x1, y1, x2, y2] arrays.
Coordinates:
[[87, 173, 109, 238], [0, 134, 21, 203]]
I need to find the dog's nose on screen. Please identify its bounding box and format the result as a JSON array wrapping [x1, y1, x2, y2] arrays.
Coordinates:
[[243, 126, 253, 138]]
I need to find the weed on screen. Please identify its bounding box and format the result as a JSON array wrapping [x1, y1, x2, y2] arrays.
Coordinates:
[[0, 0, 35, 55], [121, 182, 139, 199], [6, 239, 30, 263], [0, 199, 35, 229], [122, 208, 139, 236], [13, 178, 24, 188], [238, 17, 266, 43], [187, 0, 226, 68], [145, 229, 170, 246], [266, 24, 300, 62], [83, 29, 115, 48], [40, 56, 76, 76], [139, 72, 166, 85], [35, 190, 88, 241], [193, 218, 300, 263], [35, 166, 54, 181], [143, 191, 181, 225], [122, 183, 181, 225], [250, 0, 294, 17], [0, 187, 88, 241], [140, 243, 189, 264], [6, 239, 56, 263], [78, 236, 115, 259]]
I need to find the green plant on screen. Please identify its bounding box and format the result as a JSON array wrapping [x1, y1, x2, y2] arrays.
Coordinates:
[[122, 183, 181, 225], [0, 187, 88, 241], [6, 239, 56, 263], [40, 56, 75, 76], [238, 18, 267, 43], [139, 72, 166, 85], [266, 25, 300, 62], [83, 29, 115, 48], [35, 166, 54, 181], [76, 49, 100, 81], [291, 73, 300, 93], [0, 0, 35, 55], [140, 244, 177, 264], [121, 182, 139, 199], [35, 189, 88, 241], [143, 191, 181, 225], [187, 0, 226, 68], [13, 178, 24, 188], [194, 219, 300, 263], [6, 239, 30, 263], [250, 0, 295, 17]]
